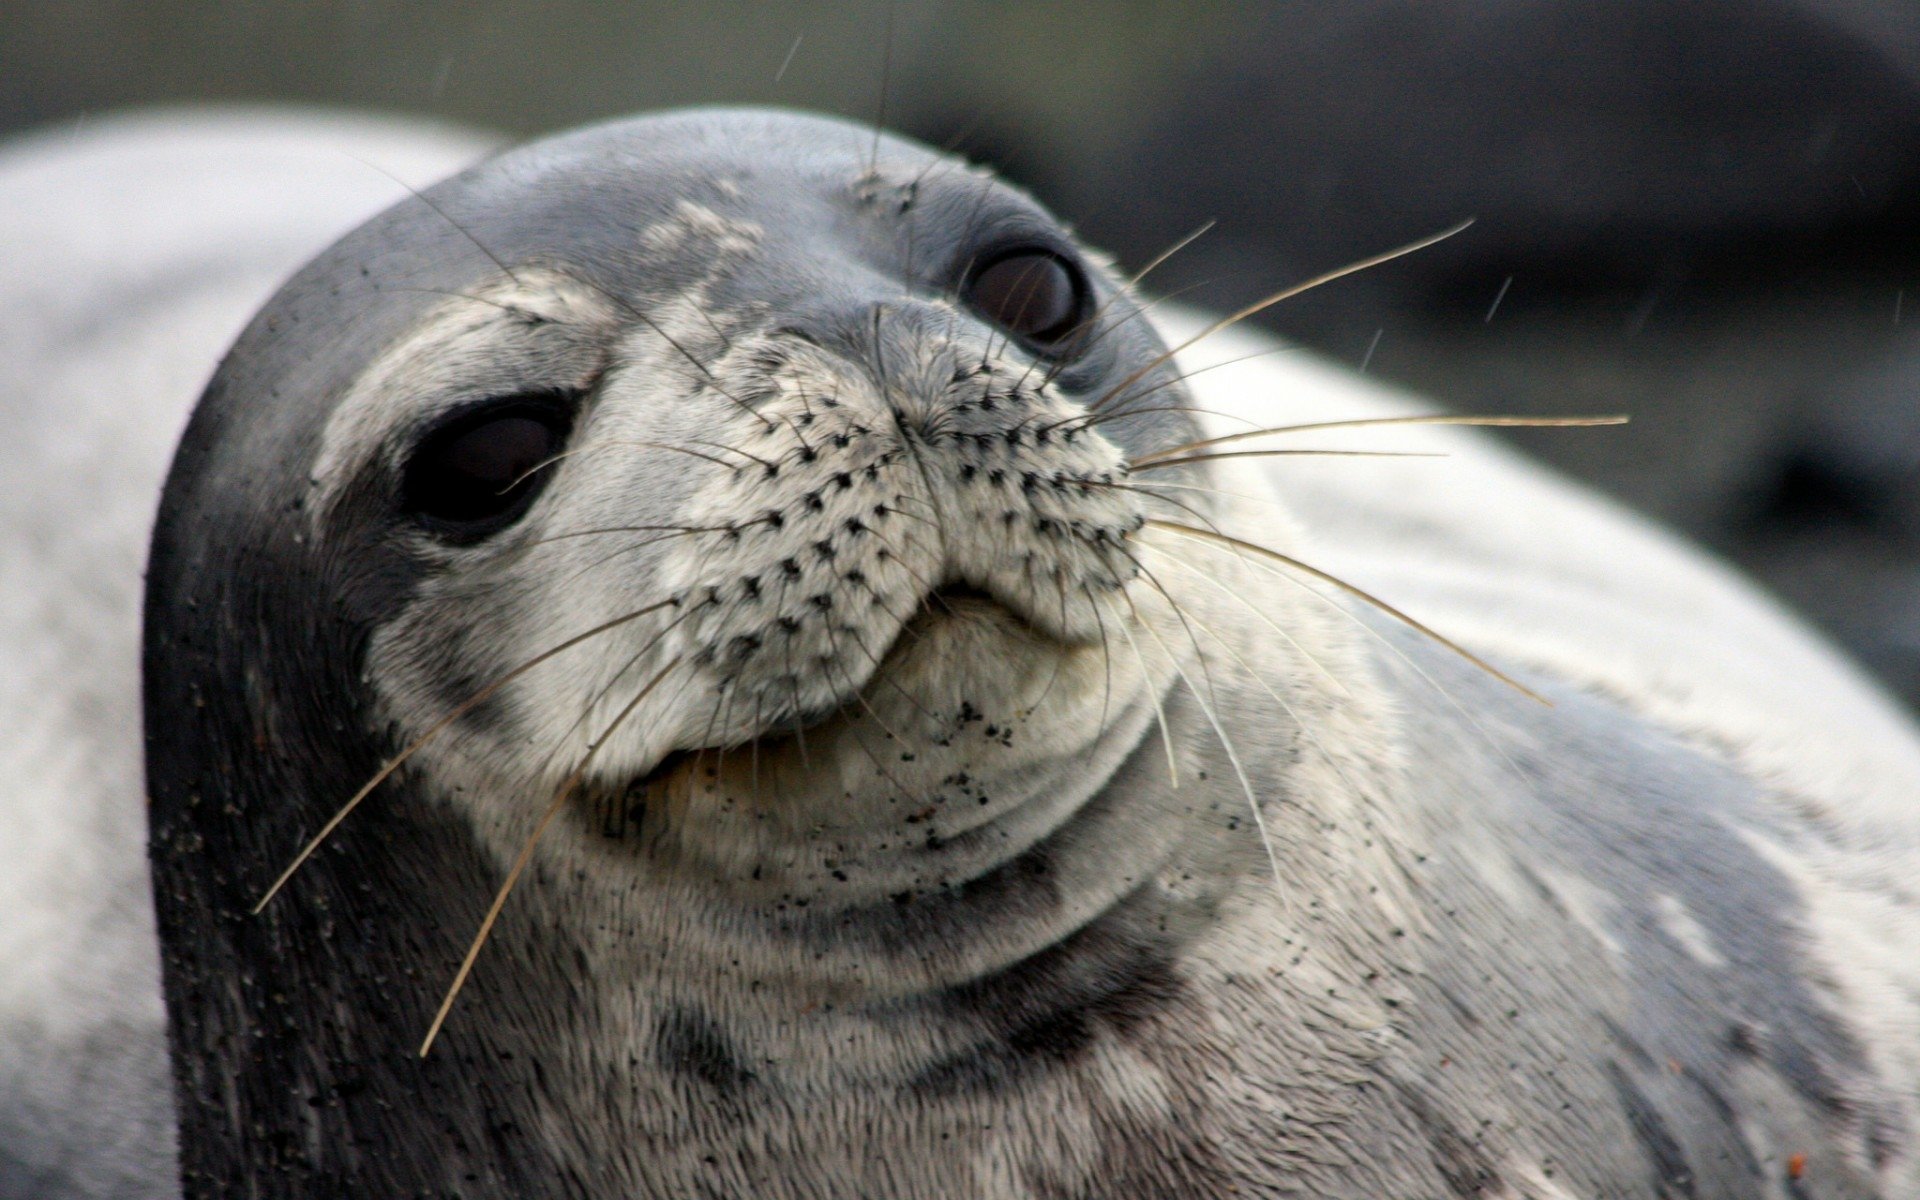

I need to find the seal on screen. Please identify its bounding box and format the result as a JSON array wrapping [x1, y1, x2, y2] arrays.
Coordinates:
[[6, 106, 1920, 1199]]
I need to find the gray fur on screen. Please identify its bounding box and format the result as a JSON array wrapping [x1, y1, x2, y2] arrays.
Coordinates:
[[4, 107, 1919, 1199]]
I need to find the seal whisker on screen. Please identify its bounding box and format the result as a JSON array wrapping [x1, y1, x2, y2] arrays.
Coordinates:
[[1145, 518, 1547, 704], [346, 156, 525, 289], [709, 679, 748, 792], [1108, 538, 1230, 710], [1104, 477, 1351, 699], [1132, 448, 1448, 472], [613, 438, 745, 470], [1044, 334, 1267, 428], [860, 496, 937, 542], [521, 433, 809, 488], [557, 523, 740, 599], [1038, 562, 1082, 705], [1092, 476, 1293, 517], [523, 523, 732, 551], [555, 494, 750, 615], [553, 604, 703, 768], [748, 693, 766, 798], [784, 680, 813, 771], [1134, 413, 1631, 466], [852, 518, 958, 619], [418, 657, 683, 1056], [1046, 334, 1282, 430], [1086, 219, 1476, 415], [1037, 400, 1269, 440], [816, 618, 917, 751], [693, 675, 736, 763], [792, 630, 928, 808], [1006, 561, 1083, 717], [691, 303, 735, 354], [1101, 594, 1178, 787], [1140, 540, 1351, 698], [790, 376, 820, 424], [494, 433, 763, 505], [1128, 220, 1217, 288], [1128, 591, 1287, 894], [682, 437, 782, 473], [538, 265, 778, 433], [1192, 537, 1537, 784], [1142, 550, 1386, 828], [252, 599, 678, 913], [1081, 581, 1120, 741], [1146, 544, 1351, 703], [830, 615, 942, 727], [502, 435, 740, 479], [1046, 343, 1310, 434], [1038, 278, 1221, 392], [767, 570, 814, 771], [845, 567, 930, 648], [520, 499, 791, 614]]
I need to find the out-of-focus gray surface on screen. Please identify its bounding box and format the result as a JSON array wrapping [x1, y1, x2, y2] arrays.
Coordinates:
[[6, 0, 1919, 705]]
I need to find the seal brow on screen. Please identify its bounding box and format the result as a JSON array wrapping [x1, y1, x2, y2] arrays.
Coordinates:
[[346, 155, 525, 289]]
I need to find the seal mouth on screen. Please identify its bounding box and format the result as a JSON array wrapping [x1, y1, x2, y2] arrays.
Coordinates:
[[920, 580, 1040, 631], [622, 579, 1058, 795]]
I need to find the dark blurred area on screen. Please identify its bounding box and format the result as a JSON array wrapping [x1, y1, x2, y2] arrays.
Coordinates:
[[7, 0, 1920, 706]]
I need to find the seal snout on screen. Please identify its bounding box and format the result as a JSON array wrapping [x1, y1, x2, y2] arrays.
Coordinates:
[[654, 322, 1145, 752]]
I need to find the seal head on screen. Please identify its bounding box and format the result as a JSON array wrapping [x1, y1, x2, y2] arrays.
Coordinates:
[[145, 108, 1292, 1196]]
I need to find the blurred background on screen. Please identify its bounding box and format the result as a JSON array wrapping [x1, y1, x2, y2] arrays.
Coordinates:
[[6, 0, 1920, 707]]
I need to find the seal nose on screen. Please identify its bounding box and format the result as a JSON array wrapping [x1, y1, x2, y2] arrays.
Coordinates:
[[766, 298, 979, 433], [865, 299, 922, 393]]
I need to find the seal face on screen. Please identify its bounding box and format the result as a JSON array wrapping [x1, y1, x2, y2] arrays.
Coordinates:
[[137, 108, 1920, 1199], [146, 108, 1315, 1196]]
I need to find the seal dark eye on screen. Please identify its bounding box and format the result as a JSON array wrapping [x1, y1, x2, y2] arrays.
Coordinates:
[[962, 249, 1090, 352], [401, 395, 573, 535]]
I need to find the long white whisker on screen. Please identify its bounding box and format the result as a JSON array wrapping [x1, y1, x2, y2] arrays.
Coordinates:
[[1134, 413, 1630, 466], [1145, 519, 1546, 704], [253, 599, 677, 913], [1103, 596, 1179, 787], [1143, 543, 1349, 697], [1137, 545, 1374, 814], [1117, 593, 1284, 894], [1165, 529, 1534, 783], [1089, 219, 1476, 415], [419, 656, 682, 1056]]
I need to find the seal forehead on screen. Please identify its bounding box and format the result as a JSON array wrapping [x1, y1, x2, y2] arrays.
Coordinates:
[[639, 199, 763, 258]]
